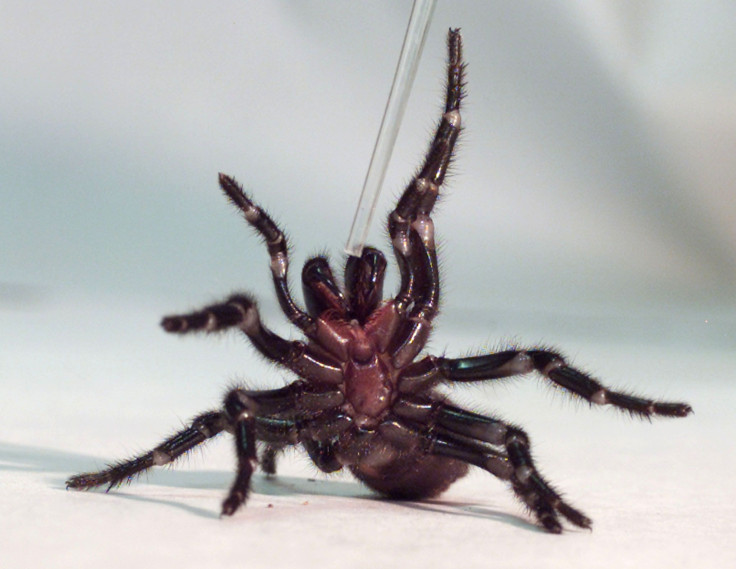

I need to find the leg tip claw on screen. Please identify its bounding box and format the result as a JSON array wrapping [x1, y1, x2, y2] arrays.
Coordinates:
[[221, 492, 247, 517]]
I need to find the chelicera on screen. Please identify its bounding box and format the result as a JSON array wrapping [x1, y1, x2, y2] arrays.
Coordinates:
[[67, 29, 692, 533]]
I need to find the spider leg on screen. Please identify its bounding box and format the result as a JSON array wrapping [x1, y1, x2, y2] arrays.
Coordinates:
[[399, 351, 693, 418], [389, 231, 438, 367], [221, 387, 351, 515], [217, 173, 314, 333], [221, 389, 258, 515], [390, 28, 464, 231], [161, 294, 343, 385], [383, 396, 591, 533], [68, 383, 345, 513], [257, 412, 352, 475], [66, 410, 226, 491], [260, 444, 280, 476], [387, 30, 465, 365]]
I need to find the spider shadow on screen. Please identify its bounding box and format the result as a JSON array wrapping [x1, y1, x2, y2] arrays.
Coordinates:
[[391, 498, 543, 533], [1, 440, 539, 531], [84, 472, 370, 519], [0, 440, 369, 516], [134, 470, 539, 532]]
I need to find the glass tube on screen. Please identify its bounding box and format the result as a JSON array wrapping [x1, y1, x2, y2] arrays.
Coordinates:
[[344, 0, 437, 257]]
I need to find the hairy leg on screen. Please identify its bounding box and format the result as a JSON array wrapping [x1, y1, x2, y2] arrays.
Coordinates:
[[387, 29, 465, 365], [220, 389, 352, 514], [217, 173, 314, 333], [67, 382, 345, 515], [384, 396, 591, 533], [399, 350, 692, 418], [66, 411, 225, 491], [161, 294, 343, 385]]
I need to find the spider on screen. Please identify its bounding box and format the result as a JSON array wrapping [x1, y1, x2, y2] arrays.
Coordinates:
[[67, 29, 692, 533]]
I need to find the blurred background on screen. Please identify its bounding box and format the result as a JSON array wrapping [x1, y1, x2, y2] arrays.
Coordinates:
[[2, 3, 735, 567], [2, 0, 735, 335]]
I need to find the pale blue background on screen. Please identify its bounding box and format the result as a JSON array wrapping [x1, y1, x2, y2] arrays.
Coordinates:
[[3, 1, 735, 330], [2, 3, 735, 568]]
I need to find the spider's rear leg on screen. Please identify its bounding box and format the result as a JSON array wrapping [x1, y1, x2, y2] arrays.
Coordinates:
[[399, 351, 693, 418], [502, 425, 591, 533], [221, 390, 258, 516], [385, 398, 591, 533], [260, 445, 280, 476], [66, 410, 225, 491], [68, 382, 344, 517], [220, 383, 346, 516]]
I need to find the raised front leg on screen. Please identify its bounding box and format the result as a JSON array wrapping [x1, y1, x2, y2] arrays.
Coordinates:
[[387, 29, 465, 366], [218, 173, 314, 333]]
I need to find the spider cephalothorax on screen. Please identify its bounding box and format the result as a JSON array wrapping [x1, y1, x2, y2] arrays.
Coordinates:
[[67, 29, 692, 533]]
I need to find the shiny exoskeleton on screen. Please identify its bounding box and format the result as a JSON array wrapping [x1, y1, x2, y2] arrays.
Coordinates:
[[66, 29, 692, 533]]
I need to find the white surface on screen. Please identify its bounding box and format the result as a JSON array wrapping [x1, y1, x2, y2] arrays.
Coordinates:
[[2, 2, 735, 568], [2, 296, 734, 569]]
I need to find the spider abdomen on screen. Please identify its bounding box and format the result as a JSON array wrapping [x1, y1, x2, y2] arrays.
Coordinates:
[[350, 452, 469, 500]]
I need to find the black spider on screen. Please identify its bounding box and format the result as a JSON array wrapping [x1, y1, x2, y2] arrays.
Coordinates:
[[67, 29, 692, 533]]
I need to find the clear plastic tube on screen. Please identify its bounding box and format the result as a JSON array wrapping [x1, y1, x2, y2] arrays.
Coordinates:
[[344, 0, 437, 257]]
